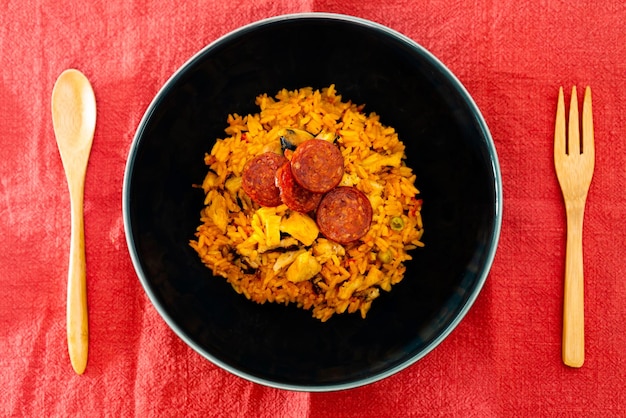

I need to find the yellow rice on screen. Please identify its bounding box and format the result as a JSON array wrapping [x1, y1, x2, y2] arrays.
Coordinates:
[[190, 85, 424, 321]]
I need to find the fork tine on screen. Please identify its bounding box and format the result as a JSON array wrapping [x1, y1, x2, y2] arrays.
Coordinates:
[[568, 86, 580, 155], [582, 86, 594, 156], [555, 87, 566, 155]]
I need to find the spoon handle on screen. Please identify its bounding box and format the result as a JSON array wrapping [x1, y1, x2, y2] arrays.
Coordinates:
[[66, 178, 88, 374]]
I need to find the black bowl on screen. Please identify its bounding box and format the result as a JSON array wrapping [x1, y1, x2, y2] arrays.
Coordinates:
[[123, 13, 502, 391]]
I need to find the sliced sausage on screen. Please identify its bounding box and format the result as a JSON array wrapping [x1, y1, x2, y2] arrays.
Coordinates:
[[275, 162, 323, 213], [241, 152, 287, 207], [316, 187, 373, 244], [290, 139, 344, 193]]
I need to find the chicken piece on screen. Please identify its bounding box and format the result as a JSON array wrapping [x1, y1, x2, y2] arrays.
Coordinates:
[[255, 207, 281, 248], [339, 171, 360, 187], [225, 176, 242, 195], [273, 249, 306, 272], [263, 214, 282, 248], [358, 266, 384, 291], [312, 239, 345, 264], [280, 212, 319, 246], [314, 130, 338, 142], [206, 194, 228, 233], [337, 276, 363, 300], [257, 237, 299, 254], [201, 171, 219, 193], [360, 151, 403, 173], [262, 139, 283, 155], [286, 251, 322, 283]]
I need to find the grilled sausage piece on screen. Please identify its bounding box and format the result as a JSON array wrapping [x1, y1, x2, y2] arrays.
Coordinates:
[[290, 139, 344, 193], [275, 162, 323, 213], [241, 152, 287, 207], [316, 187, 373, 244]]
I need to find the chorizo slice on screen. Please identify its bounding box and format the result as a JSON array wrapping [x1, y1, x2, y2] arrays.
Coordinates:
[[241, 152, 287, 207], [316, 187, 373, 244], [275, 162, 323, 213], [290, 139, 344, 193]]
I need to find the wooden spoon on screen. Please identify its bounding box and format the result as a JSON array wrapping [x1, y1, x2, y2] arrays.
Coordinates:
[[51, 69, 96, 374]]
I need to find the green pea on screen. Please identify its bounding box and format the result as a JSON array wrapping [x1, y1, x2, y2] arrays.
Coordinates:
[[377, 250, 392, 264], [390, 216, 404, 231]]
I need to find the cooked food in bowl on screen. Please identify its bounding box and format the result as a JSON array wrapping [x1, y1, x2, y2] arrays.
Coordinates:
[[124, 13, 502, 390], [190, 85, 424, 321]]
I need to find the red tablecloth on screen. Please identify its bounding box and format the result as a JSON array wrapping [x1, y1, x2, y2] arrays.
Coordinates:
[[2, 0, 626, 416]]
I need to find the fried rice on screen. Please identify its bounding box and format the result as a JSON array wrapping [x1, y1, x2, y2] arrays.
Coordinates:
[[190, 85, 424, 321]]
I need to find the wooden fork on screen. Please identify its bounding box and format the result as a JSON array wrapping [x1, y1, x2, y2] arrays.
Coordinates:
[[554, 86, 595, 368]]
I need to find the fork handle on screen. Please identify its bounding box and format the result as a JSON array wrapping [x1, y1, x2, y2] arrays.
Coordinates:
[[562, 203, 585, 367]]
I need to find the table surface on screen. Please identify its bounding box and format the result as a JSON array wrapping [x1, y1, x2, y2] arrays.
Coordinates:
[[2, 1, 626, 417]]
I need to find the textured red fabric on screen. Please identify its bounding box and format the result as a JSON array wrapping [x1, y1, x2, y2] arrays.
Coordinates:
[[2, 0, 626, 416]]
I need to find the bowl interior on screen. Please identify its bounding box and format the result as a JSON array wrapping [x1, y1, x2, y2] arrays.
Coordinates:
[[124, 14, 501, 390]]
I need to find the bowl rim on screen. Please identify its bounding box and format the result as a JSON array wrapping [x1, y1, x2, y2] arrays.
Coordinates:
[[122, 11, 503, 392]]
